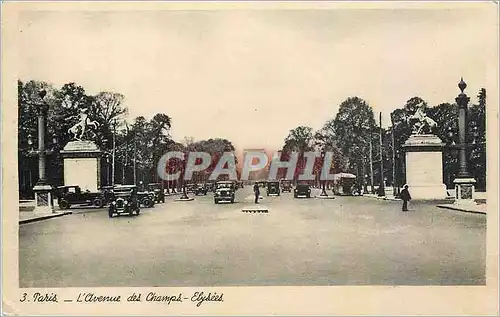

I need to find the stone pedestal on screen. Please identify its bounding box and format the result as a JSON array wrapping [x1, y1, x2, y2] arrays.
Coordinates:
[[403, 134, 447, 200], [453, 177, 477, 204], [60, 141, 102, 192], [33, 183, 56, 215]]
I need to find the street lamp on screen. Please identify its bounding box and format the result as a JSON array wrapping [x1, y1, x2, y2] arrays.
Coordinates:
[[452, 78, 477, 203], [319, 148, 328, 197], [31, 89, 57, 215]]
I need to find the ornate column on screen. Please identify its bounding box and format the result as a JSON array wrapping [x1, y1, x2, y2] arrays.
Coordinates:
[[453, 78, 476, 204], [32, 90, 56, 215]]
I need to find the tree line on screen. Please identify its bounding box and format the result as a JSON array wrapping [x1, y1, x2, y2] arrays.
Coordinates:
[[279, 90, 486, 191], [18, 80, 237, 198]]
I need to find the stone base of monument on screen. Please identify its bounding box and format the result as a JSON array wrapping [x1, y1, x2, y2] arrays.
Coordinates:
[[33, 184, 57, 215], [241, 205, 269, 213], [403, 134, 448, 200], [406, 184, 448, 200], [60, 140, 102, 192], [453, 177, 477, 205]]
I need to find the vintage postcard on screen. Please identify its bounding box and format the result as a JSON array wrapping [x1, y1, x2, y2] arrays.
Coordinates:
[[2, 1, 499, 315]]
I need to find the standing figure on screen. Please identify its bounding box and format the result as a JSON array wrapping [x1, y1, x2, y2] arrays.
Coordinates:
[[400, 184, 412, 211], [253, 182, 260, 204]]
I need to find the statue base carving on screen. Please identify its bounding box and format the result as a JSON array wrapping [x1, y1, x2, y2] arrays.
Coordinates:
[[403, 134, 448, 200], [453, 177, 477, 204], [33, 183, 56, 215], [60, 141, 102, 192]]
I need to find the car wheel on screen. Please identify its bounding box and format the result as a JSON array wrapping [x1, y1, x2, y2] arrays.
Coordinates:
[[143, 198, 154, 208], [136, 207, 140, 215], [128, 209, 134, 217], [93, 198, 104, 208], [230, 198, 234, 203], [214, 199, 218, 204], [59, 200, 70, 210], [108, 209, 114, 218]]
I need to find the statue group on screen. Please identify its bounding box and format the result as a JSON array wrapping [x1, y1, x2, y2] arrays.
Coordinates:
[[407, 102, 437, 134], [67, 107, 100, 141]]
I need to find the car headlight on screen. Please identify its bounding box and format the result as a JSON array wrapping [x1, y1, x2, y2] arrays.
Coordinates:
[[308, 189, 311, 192], [112, 201, 116, 205], [124, 200, 128, 205]]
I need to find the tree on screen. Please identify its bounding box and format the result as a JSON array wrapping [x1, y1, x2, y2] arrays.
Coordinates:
[[333, 97, 376, 177]]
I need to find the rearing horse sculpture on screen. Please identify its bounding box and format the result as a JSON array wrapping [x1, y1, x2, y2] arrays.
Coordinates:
[[68, 108, 99, 141], [407, 102, 437, 134]]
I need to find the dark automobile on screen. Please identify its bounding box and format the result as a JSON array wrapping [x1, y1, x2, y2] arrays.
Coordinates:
[[185, 184, 196, 193], [280, 180, 292, 193], [294, 183, 311, 198], [108, 185, 140, 217], [148, 183, 165, 203], [266, 181, 280, 196], [137, 190, 155, 208], [214, 181, 235, 204], [206, 182, 215, 192], [194, 183, 208, 196], [56, 185, 106, 210]]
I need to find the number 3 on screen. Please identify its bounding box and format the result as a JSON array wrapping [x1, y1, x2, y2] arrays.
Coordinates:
[[20, 293, 27, 302]]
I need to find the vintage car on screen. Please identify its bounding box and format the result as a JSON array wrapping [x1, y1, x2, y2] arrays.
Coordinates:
[[266, 181, 281, 196], [280, 179, 293, 193], [205, 182, 215, 192], [137, 190, 155, 208], [185, 184, 196, 193], [332, 173, 357, 196], [214, 181, 235, 204], [194, 183, 208, 196], [108, 185, 140, 217], [147, 183, 165, 203], [56, 185, 106, 210], [294, 183, 312, 198]]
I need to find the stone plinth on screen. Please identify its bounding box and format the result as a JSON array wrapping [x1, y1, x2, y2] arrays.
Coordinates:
[[33, 183, 56, 215], [453, 177, 477, 204], [403, 134, 447, 200], [60, 141, 102, 192]]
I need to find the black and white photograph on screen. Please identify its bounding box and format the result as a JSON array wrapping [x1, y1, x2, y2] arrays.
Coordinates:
[[2, 1, 499, 315]]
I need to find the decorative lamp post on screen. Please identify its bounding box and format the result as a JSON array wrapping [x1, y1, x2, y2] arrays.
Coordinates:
[[453, 78, 477, 204], [319, 149, 328, 197], [31, 89, 57, 215]]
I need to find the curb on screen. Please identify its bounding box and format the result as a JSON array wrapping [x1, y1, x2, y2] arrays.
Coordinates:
[[437, 204, 486, 215], [19, 211, 73, 224]]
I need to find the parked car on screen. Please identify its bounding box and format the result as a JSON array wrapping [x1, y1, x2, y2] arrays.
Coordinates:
[[294, 183, 311, 198], [266, 181, 281, 196], [214, 181, 235, 204], [108, 185, 140, 217], [148, 183, 165, 203], [55, 185, 106, 210], [194, 183, 208, 196], [280, 179, 292, 193], [205, 182, 215, 192], [137, 190, 155, 208], [185, 184, 196, 193]]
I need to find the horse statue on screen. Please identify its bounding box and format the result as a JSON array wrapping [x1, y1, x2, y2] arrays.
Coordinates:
[[67, 108, 100, 141], [407, 102, 437, 134]]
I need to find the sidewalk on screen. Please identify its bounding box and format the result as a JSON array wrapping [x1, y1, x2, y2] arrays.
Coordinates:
[[19, 210, 72, 224], [19, 200, 73, 224], [437, 203, 487, 215]]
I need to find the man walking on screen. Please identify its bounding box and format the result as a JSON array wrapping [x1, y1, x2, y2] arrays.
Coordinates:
[[253, 182, 260, 204], [400, 184, 411, 211]]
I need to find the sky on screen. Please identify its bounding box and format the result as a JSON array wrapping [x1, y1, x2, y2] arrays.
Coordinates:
[[16, 4, 498, 153]]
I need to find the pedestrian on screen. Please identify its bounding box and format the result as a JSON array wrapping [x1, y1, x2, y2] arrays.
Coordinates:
[[400, 184, 411, 211], [253, 182, 260, 204]]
